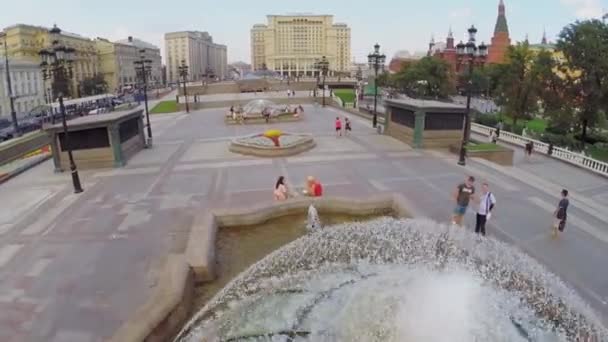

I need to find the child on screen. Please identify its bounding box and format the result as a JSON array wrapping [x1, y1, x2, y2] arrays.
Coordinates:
[[344, 118, 352, 135], [335, 117, 342, 137]]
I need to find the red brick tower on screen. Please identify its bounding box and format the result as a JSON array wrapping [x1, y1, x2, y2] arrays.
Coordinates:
[[487, 0, 511, 64]]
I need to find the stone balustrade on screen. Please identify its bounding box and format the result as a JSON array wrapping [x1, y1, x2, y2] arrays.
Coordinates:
[[471, 123, 608, 177]]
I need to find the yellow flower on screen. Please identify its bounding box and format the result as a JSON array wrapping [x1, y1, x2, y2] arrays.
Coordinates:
[[263, 129, 282, 138]]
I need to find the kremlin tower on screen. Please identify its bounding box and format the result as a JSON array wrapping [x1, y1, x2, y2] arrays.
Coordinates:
[[487, 0, 511, 64], [428, 0, 511, 72]]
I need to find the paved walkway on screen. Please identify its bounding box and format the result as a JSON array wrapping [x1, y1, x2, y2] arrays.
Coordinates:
[[0, 103, 607, 341]]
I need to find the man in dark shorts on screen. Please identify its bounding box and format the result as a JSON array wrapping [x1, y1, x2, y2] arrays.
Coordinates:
[[552, 189, 569, 238], [451, 176, 476, 226]]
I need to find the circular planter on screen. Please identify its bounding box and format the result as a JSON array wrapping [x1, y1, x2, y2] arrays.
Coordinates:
[[229, 132, 315, 157]]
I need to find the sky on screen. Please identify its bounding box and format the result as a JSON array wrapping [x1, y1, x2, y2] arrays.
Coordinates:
[[1, 0, 606, 65]]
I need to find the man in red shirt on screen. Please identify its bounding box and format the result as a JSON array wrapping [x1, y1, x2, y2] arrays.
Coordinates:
[[305, 176, 323, 197]]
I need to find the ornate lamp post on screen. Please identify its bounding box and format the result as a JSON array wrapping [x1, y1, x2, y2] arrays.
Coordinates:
[[456, 25, 488, 166], [134, 49, 153, 147], [368, 43, 386, 128], [315, 56, 329, 107], [39, 24, 83, 193], [178, 59, 189, 113]]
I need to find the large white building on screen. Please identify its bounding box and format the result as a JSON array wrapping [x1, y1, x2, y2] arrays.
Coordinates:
[[0, 58, 45, 117], [250, 14, 351, 76], [164, 31, 227, 83]]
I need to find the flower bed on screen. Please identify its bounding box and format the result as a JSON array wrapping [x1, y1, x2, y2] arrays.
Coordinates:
[[229, 131, 315, 157]]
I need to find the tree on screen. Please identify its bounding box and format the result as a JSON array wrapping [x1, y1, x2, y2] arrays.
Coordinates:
[[534, 49, 572, 130], [392, 57, 454, 99], [494, 42, 542, 127], [557, 19, 608, 144], [81, 73, 108, 96]]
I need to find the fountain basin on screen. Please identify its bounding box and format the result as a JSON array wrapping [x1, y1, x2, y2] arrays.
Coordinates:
[[229, 132, 315, 157], [177, 218, 608, 342], [111, 194, 411, 342]]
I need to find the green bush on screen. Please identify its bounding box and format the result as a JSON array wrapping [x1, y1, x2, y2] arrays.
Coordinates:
[[574, 132, 608, 145], [545, 125, 569, 135], [474, 113, 499, 127], [540, 132, 583, 151], [503, 123, 525, 135]]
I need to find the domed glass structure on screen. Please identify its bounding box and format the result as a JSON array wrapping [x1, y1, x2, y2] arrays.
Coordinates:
[[176, 217, 608, 342]]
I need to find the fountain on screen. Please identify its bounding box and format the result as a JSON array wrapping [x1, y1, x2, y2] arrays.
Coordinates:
[[306, 204, 321, 232], [175, 217, 608, 341]]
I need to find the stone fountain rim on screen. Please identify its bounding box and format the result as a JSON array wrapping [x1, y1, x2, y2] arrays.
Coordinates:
[[109, 193, 416, 342]]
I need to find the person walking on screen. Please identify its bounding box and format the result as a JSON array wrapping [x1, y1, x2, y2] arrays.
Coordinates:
[[451, 176, 476, 226], [475, 182, 496, 236], [335, 117, 342, 137], [552, 189, 569, 239], [525, 141, 534, 160], [344, 118, 352, 136]]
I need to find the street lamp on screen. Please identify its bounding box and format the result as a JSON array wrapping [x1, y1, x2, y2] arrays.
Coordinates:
[[368, 43, 386, 128], [314, 56, 329, 107], [2, 38, 21, 137], [39, 24, 83, 194], [134, 49, 153, 147], [456, 25, 488, 166], [178, 59, 189, 113]]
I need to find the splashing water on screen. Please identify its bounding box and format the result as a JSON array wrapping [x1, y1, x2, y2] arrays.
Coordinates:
[[176, 218, 608, 342], [306, 205, 321, 232]]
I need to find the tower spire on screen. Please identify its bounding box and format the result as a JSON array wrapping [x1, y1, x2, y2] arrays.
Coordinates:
[[494, 0, 509, 35], [541, 28, 547, 44]]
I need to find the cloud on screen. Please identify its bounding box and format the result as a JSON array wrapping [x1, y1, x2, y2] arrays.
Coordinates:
[[449, 7, 473, 19], [560, 0, 604, 19]]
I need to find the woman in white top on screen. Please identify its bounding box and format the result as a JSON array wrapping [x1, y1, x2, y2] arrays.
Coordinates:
[[475, 182, 496, 236], [273, 176, 288, 201]]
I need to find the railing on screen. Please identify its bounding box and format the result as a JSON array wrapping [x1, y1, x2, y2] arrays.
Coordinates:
[[471, 123, 608, 177]]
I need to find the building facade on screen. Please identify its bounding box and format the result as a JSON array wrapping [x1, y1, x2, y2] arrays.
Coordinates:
[[0, 24, 99, 98], [115, 37, 163, 87], [428, 0, 511, 73], [95, 38, 137, 92], [250, 14, 351, 76], [164, 31, 227, 83], [0, 58, 45, 117]]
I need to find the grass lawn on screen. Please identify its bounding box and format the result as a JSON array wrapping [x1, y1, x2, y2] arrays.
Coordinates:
[[525, 118, 548, 133], [468, 142, 505, 152], [150, 100, 178, 114], [587, 146, 608, 162], [500, 116, 548, 133], [333, 89, 356, 103]]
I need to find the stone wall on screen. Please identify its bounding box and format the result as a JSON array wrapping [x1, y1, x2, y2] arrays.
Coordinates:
[[385, 120, 414, 146], [422, 130, 462, 149], [178, 97, 317, 111], [58, 145, 114, 170], [449, 144, 514, 166], [110, 255, 194, 342], [0, 131, 50, 165]]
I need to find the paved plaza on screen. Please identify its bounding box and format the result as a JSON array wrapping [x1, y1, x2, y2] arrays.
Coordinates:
[[0, 100, 607, 341]]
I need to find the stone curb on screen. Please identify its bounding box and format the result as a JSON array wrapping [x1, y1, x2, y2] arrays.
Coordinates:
[[0, 153, 52, 185], [109, 254, 193, 342], [189, 194, 415, 284]]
